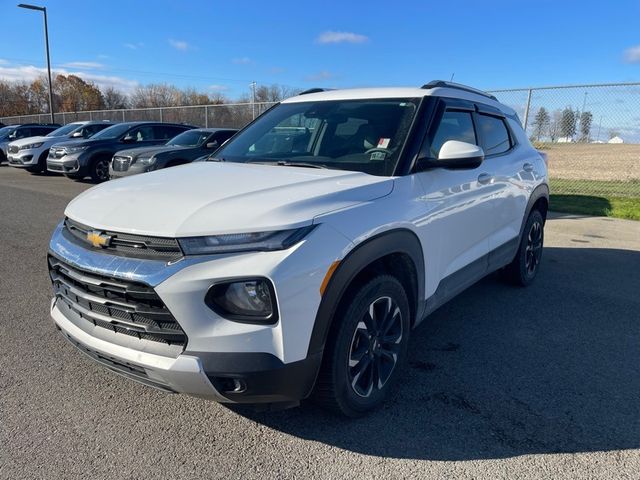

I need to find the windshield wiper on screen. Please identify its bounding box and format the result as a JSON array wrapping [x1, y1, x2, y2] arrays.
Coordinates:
[[248, 160, 326, 169]]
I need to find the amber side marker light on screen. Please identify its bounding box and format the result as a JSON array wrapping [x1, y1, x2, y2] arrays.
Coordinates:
[[320, 260, 340, 296]]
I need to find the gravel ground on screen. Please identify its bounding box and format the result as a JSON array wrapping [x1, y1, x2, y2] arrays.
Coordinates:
[[1, 166, 639, 479]]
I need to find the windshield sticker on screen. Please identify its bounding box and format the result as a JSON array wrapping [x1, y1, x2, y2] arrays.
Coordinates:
[[370, 151, 386, 161], [377, 138, 390, 149]]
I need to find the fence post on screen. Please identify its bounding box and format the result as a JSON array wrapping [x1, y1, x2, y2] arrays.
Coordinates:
[[159, 108, 163, 122], [62, 112, 66, 125], [205, 106, 208, 128], [89, 111, 93, 121], [122, 110, 126, 122], [523, 88, 532, 133]]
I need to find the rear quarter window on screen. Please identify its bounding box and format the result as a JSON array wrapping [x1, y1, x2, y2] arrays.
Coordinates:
[[477, 114, 511, 155]]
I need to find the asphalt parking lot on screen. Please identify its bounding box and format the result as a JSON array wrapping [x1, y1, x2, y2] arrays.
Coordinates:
[[1, 166, 639, 479]]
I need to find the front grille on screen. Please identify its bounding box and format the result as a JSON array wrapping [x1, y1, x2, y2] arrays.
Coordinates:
[[63, 217, 183, 261], [49, 255, 187, 347], [48, 163, 64, 171], [112, 156, 131, 172], [8, 145, 19, 154]]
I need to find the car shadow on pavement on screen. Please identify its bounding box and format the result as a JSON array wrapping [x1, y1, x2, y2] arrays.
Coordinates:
[[232, 246, 640, 461]]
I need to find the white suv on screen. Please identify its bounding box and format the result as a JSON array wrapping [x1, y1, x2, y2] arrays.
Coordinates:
[[48, 81, 548, 416], [7, 121, 113, 173]]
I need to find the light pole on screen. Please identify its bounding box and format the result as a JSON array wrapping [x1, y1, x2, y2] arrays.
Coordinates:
[[18, 3, 55, 124]]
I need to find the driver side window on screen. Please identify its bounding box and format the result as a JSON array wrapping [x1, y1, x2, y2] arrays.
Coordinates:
[[128, 126, 155, 142], [430, 110, 476, 158]]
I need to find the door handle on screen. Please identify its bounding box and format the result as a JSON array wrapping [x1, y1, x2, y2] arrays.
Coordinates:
[[523, 163, 534, 172], [477, 173, 494, 185]]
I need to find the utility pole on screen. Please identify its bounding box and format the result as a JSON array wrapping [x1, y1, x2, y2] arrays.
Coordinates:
[[250, 81, 257, 120], [18, 3, 55, 124]]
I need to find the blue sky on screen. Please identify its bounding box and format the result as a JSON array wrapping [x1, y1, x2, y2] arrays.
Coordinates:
[[0, 0, 639, 99]]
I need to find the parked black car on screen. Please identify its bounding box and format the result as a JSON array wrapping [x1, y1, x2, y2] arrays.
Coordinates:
[[47, 122, 196, 182], [109, 128, 237, 179], [0, 123, 60, 164]]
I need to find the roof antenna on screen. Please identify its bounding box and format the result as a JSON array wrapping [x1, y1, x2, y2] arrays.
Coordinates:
[[450, 73, 455, 81]]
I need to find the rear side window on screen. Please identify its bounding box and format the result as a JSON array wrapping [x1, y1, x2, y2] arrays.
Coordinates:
[[157, 125, 188, 140], [477, 114, 511, 155], [430, 110, 476, 157]]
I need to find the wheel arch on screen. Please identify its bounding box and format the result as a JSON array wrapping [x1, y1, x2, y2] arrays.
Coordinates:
[[520, 183, 549, 239], [307, 228, 425, 357]]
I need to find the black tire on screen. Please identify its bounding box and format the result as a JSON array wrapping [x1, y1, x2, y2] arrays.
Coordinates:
[[503, 209, 544, 286], [26, 149, 49, 174], [90, 157, 110, 183], [313, 275, 411, 417]]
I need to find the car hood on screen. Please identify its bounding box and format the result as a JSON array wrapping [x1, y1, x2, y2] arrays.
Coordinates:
[[55, 138, 111, 149], [8, 135, 49, 147], [65, 162, 394, 237], [116, 144, 185, 158]]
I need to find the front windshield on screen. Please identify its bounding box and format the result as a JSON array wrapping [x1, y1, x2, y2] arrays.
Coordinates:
[[214, 98, 420, 176], [46, 123, 83, 137], [90, 123, 133, 140], [167, 130, 210, 147], [0, 126, 16, 139]]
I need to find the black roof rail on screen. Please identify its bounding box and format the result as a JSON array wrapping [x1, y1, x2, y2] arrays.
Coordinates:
[[298, 88, 333, 95], [421, 80, 497, 101]]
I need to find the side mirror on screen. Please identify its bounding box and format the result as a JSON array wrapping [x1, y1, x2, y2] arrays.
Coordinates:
[[71, 131, 83, 138], [416, 140, 484, 171], [205, 140, 219, 149]]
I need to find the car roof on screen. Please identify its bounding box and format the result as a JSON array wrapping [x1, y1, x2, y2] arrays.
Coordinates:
[[192, 127, 238, 132], [282, 85, 515, 116]]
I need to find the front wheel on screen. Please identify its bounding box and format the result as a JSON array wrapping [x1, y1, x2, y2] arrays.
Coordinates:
[[90, 157, 110, 183], [503, 209, 544, 286], [313, 275, 410, 417]]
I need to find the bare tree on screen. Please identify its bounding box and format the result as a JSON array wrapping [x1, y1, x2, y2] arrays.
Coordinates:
[[103, 87, 129, 109]]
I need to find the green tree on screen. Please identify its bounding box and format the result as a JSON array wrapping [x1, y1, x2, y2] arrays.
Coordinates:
[[532, 107, 550, 141], [579, 111, 593, 142], [559, 107, 577, 140]]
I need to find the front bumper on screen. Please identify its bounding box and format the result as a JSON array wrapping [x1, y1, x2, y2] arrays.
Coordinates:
[[109, 161, 151, 179], [47, 220, 345, 403], [47, 152, 84, 174], [7, 152, 35, 167]]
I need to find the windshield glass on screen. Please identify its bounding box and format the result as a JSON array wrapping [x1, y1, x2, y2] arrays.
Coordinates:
[[46, 123, 83, 137], [0, 126, 16, 139], [167, 130, 210, 147], [90, 123, 133, 140], [214, 98, 420, 176]]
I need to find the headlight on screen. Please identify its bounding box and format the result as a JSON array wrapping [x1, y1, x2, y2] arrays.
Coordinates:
[[20, 142, 43, 150], [178, 225, 316, 255], [138, 156, 156, 165], [205, 278, 277, 323], [65, 145, 89, 154]]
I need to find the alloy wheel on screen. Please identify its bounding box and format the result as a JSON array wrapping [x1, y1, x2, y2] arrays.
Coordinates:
[[348, 296, 403, 397], [525, 220, 543, 275]]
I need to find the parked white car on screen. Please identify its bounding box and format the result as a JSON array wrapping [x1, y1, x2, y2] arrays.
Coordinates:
[[7, 121, 113, 173], [48, 81, 549, 416]]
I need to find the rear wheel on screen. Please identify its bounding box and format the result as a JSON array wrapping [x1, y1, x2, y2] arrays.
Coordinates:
[[503, 209, 544, 286], [313, 275, 410, 417], [90, 157, 110, 183]]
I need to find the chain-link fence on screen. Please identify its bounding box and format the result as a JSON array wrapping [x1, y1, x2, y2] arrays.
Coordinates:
[[2, 84, 639, 199], [0, 102, 276, 129], [487, 83, 640, 199]]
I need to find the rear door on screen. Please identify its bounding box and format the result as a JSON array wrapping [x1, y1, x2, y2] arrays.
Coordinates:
[[474, 104, 529, 262]]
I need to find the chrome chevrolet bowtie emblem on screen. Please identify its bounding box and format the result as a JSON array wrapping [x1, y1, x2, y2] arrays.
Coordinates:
[[86, 230, 112, 248]]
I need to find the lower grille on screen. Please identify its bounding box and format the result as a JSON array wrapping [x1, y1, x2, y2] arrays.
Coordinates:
[[49, 255, 187, 347]]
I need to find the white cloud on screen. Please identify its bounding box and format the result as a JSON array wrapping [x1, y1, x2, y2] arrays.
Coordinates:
[[61, 61, 105, 70], [124, 42, 144, 50], [208, 84, 229, 91], [623, 45, 640, 63], [316, 31, 368, 45], [305, 70, 335, 81], [169, 39, 189, 51], [0, 62, 139, 93], [232, 57, 252, 65]]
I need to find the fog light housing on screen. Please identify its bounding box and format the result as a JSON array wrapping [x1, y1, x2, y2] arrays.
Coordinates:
[[205, 278, 278, 324]]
